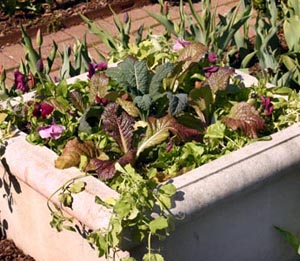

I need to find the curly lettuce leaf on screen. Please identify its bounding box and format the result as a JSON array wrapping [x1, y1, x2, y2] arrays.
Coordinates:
[[55, 138, 97, 169], [207, 67, 235, 93], [101, 103, 135, 153], [87, 150, 136, 180], [178, 42, 207, 71], [222, 102, 265, 138], [89, 72, 109, 103], [69, 91, 87, 113]]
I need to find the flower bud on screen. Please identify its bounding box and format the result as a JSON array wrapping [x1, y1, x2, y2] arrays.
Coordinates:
[[0, 65, 6, 82], [36, 59, 44, 73], [163, 2, 169, 15], [123, 12, 129, 23], [36, 29, 43, 47], [27, 72, 35, 89]]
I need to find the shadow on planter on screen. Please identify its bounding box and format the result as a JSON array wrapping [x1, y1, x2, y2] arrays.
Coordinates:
[[0, 146, 22, 213]]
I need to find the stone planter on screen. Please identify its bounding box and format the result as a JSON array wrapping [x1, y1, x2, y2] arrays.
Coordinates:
[[1, 71, 299, 260]]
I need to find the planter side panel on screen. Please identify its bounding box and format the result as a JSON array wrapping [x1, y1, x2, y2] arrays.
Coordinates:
[[0, 174, 100, 260], [0, 173, 127, 260], [131, 170, 300, 260], [156, 171, 300, 260]]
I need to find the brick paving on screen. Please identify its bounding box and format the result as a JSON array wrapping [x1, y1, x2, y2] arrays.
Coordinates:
[[0, 0, 241, 87]]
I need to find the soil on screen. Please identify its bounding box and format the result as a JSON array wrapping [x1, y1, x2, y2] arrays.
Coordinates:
[[0, 0, 151, 47], [0, 239, 35, 261]]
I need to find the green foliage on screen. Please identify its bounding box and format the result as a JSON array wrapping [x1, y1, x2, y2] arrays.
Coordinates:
[[148, 0, 252, 58], [274, 226, 300, 255], [0, 0, 53, 17], [283, 0, 300, 52]]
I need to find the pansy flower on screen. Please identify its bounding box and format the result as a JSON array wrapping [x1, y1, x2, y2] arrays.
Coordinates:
[[87, 61, 108, 79], [261, 96, 274, 116], [208, 52, 218, 64], [172, 39, 191, 52], [37, 121, 65, 140], [203, 66, 219, 78], [14, 70, 28, 93], [33, 102, 54, 118]]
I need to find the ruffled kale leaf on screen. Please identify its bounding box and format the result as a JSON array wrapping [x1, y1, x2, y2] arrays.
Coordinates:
[[222, 102, 265, 138], [106, 57, 175, 117], [55, 138, 97, 169], [149, 62, 175, 97], [106, 58, 149, 95], [206, 67, 235, 93], [133, 94, 152, 112], [101, 103, 135, 153], [167, 92, 188, 116]]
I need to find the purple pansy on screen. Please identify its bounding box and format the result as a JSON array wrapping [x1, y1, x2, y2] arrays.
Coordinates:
[[172, 39, 191, 52], [87, 61, 108, 79], [261, 96, 274, 116], [14, 70, 28, 93], [208, 52, 218, 64], [33, 102, 54, 118], [37, 123, 65, 140], [203, 66, 219, 78]]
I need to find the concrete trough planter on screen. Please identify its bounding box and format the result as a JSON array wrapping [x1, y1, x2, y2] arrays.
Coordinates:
[[1, 71, 300, 260]]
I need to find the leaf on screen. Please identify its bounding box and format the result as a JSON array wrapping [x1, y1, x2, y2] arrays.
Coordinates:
[[87, 150, 136, 180], [143, 253, 164, 261], [101, 103, 135, 153], [134, 94, 152, 112], [55, 138, 97, 169], [222, 102, 265, 138], [205, 121, 226, 140], [149, 217, 168, 234], [87, 159, 116, 180], [206, 67, 235, 93], [136, 116, 172, 157], [116, 98, 140, 117], [58, 192, 73, 208], [69, 91, 87, 113], [178, 42, 207, 71], [137, 115, 199, 156], [69, 181, 86, 194], [274, 226, 300, 253], [167, 92, 188, 116], [168, 117, 200, 142], [189, 85, 213, 124], [106, 58, 150, 95], [89, 72, 109, 103], [79, 106, 102, 134], [149, 63, 175, 97]]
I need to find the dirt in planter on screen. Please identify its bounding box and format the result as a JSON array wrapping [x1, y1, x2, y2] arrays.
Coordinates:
[[0, 239, 35, 261]]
